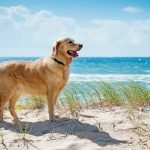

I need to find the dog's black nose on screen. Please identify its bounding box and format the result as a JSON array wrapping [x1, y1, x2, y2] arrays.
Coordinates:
[[79, 44, 83, 48]]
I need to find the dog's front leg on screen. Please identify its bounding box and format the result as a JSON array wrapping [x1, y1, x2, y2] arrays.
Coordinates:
[[47, 91, 57, 122]]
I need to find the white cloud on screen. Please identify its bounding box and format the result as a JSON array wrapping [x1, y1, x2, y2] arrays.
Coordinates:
[[122, 6, 143, 14], [74, 19, 150, 56], [0, 5, 150, 57], [89, 19, 150, 56], [0, 5, 78, 56]]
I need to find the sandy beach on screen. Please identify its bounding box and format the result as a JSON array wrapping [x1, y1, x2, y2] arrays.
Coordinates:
[[0, 106, 150, 150]]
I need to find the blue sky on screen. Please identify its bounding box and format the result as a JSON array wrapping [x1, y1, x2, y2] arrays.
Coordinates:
[[0, 0, 150, 56]]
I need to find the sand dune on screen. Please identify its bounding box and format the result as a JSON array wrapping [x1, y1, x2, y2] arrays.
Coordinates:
[[0, 107, 150, 150]]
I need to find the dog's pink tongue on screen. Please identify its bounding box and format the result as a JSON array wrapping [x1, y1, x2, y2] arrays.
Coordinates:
[[72, 51, 78, 58]]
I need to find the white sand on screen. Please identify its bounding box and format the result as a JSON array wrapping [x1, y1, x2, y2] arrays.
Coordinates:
[[0, 107, 150, 150]]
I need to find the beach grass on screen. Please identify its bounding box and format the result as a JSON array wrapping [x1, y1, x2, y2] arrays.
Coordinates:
[[60, 81, 150, 111], [62, 85, 83, 117], [16, 96, 45, 110], [99, 81, 122, 106], [121, 81, 150, 107], [16, 81, 150, 112]]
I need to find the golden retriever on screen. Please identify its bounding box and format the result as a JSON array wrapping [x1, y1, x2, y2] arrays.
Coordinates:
[[0, 38, 82, 122]]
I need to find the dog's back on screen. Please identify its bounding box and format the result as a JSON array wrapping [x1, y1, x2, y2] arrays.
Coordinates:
[[0, 59, 48, 97]]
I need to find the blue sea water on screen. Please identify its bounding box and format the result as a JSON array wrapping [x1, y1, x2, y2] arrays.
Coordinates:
[[0, 57, 150, 86]]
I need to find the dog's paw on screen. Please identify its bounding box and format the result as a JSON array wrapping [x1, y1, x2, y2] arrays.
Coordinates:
[[49, 119, 55, 122], [49, 117, 56, 122], [0, 119, 4, 122], [13, 118, 20, 123]]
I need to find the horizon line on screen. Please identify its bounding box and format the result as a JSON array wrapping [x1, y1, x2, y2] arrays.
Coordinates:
[[0, 56, 150, 58]]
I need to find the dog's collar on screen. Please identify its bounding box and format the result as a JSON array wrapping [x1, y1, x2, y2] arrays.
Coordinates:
[[52, 58, 65, 66]]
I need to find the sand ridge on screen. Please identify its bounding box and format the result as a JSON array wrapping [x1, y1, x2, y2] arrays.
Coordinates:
[[0, 107, 150, 150]]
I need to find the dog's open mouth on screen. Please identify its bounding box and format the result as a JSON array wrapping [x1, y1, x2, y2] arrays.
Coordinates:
[[67, 50, 79, 58]]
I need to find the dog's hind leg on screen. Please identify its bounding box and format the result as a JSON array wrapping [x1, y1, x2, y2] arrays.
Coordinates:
[[8, 93, 20, 122], [0, 96, 4, 121], [0, 94, 10, 121]]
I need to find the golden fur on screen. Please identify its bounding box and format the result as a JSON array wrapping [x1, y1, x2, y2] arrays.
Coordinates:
[[0, 38, 82, 122]]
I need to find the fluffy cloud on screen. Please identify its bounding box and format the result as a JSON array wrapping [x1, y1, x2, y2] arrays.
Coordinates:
[[0, 5, 150, 56], [84, 19, 150, 56], [0, 5, 79, 56], [122, 6, 143, 14]]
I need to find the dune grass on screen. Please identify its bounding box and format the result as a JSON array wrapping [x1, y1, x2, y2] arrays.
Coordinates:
[[121, 81, 150, 107], [16, 96, 45, 110], [99, 81, 122, 106], [60, 81, 150, 114], [16, 81, 150, 114], [62, 85, 83, 117]]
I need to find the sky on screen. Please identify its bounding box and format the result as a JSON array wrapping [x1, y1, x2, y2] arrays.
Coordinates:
[[0, 0, 150, 57]]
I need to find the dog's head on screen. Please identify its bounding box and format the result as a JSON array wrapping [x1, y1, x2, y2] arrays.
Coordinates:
[[52, 38, 83, 59]]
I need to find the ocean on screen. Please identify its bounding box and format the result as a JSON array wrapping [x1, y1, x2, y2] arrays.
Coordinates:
[[0, 57, 150, 86]]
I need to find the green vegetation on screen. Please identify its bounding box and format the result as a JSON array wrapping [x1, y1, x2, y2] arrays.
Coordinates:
[[61, 81, 150, 113], [16, 81, 150, 115], [100, 81, 122, 106], [26, 96, 45, 110], [16, 96, 45, 110], [56, 81, 149, 117], [121, 81, 150, 107]]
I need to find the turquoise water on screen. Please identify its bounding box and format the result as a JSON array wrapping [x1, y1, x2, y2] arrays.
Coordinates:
[[0, 57, 150, 86]]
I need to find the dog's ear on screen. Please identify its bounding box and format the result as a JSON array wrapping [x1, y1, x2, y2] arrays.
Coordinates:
[[52, 41, 60, 56]]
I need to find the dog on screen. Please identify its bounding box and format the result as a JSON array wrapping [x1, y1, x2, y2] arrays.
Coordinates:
[[0, 38, 82, 122]]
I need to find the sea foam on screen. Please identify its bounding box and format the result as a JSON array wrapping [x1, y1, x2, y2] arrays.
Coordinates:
[[69, 73, 150, 83]]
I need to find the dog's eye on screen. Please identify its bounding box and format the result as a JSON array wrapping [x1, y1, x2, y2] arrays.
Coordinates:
[[68, 40, 72, 44]]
